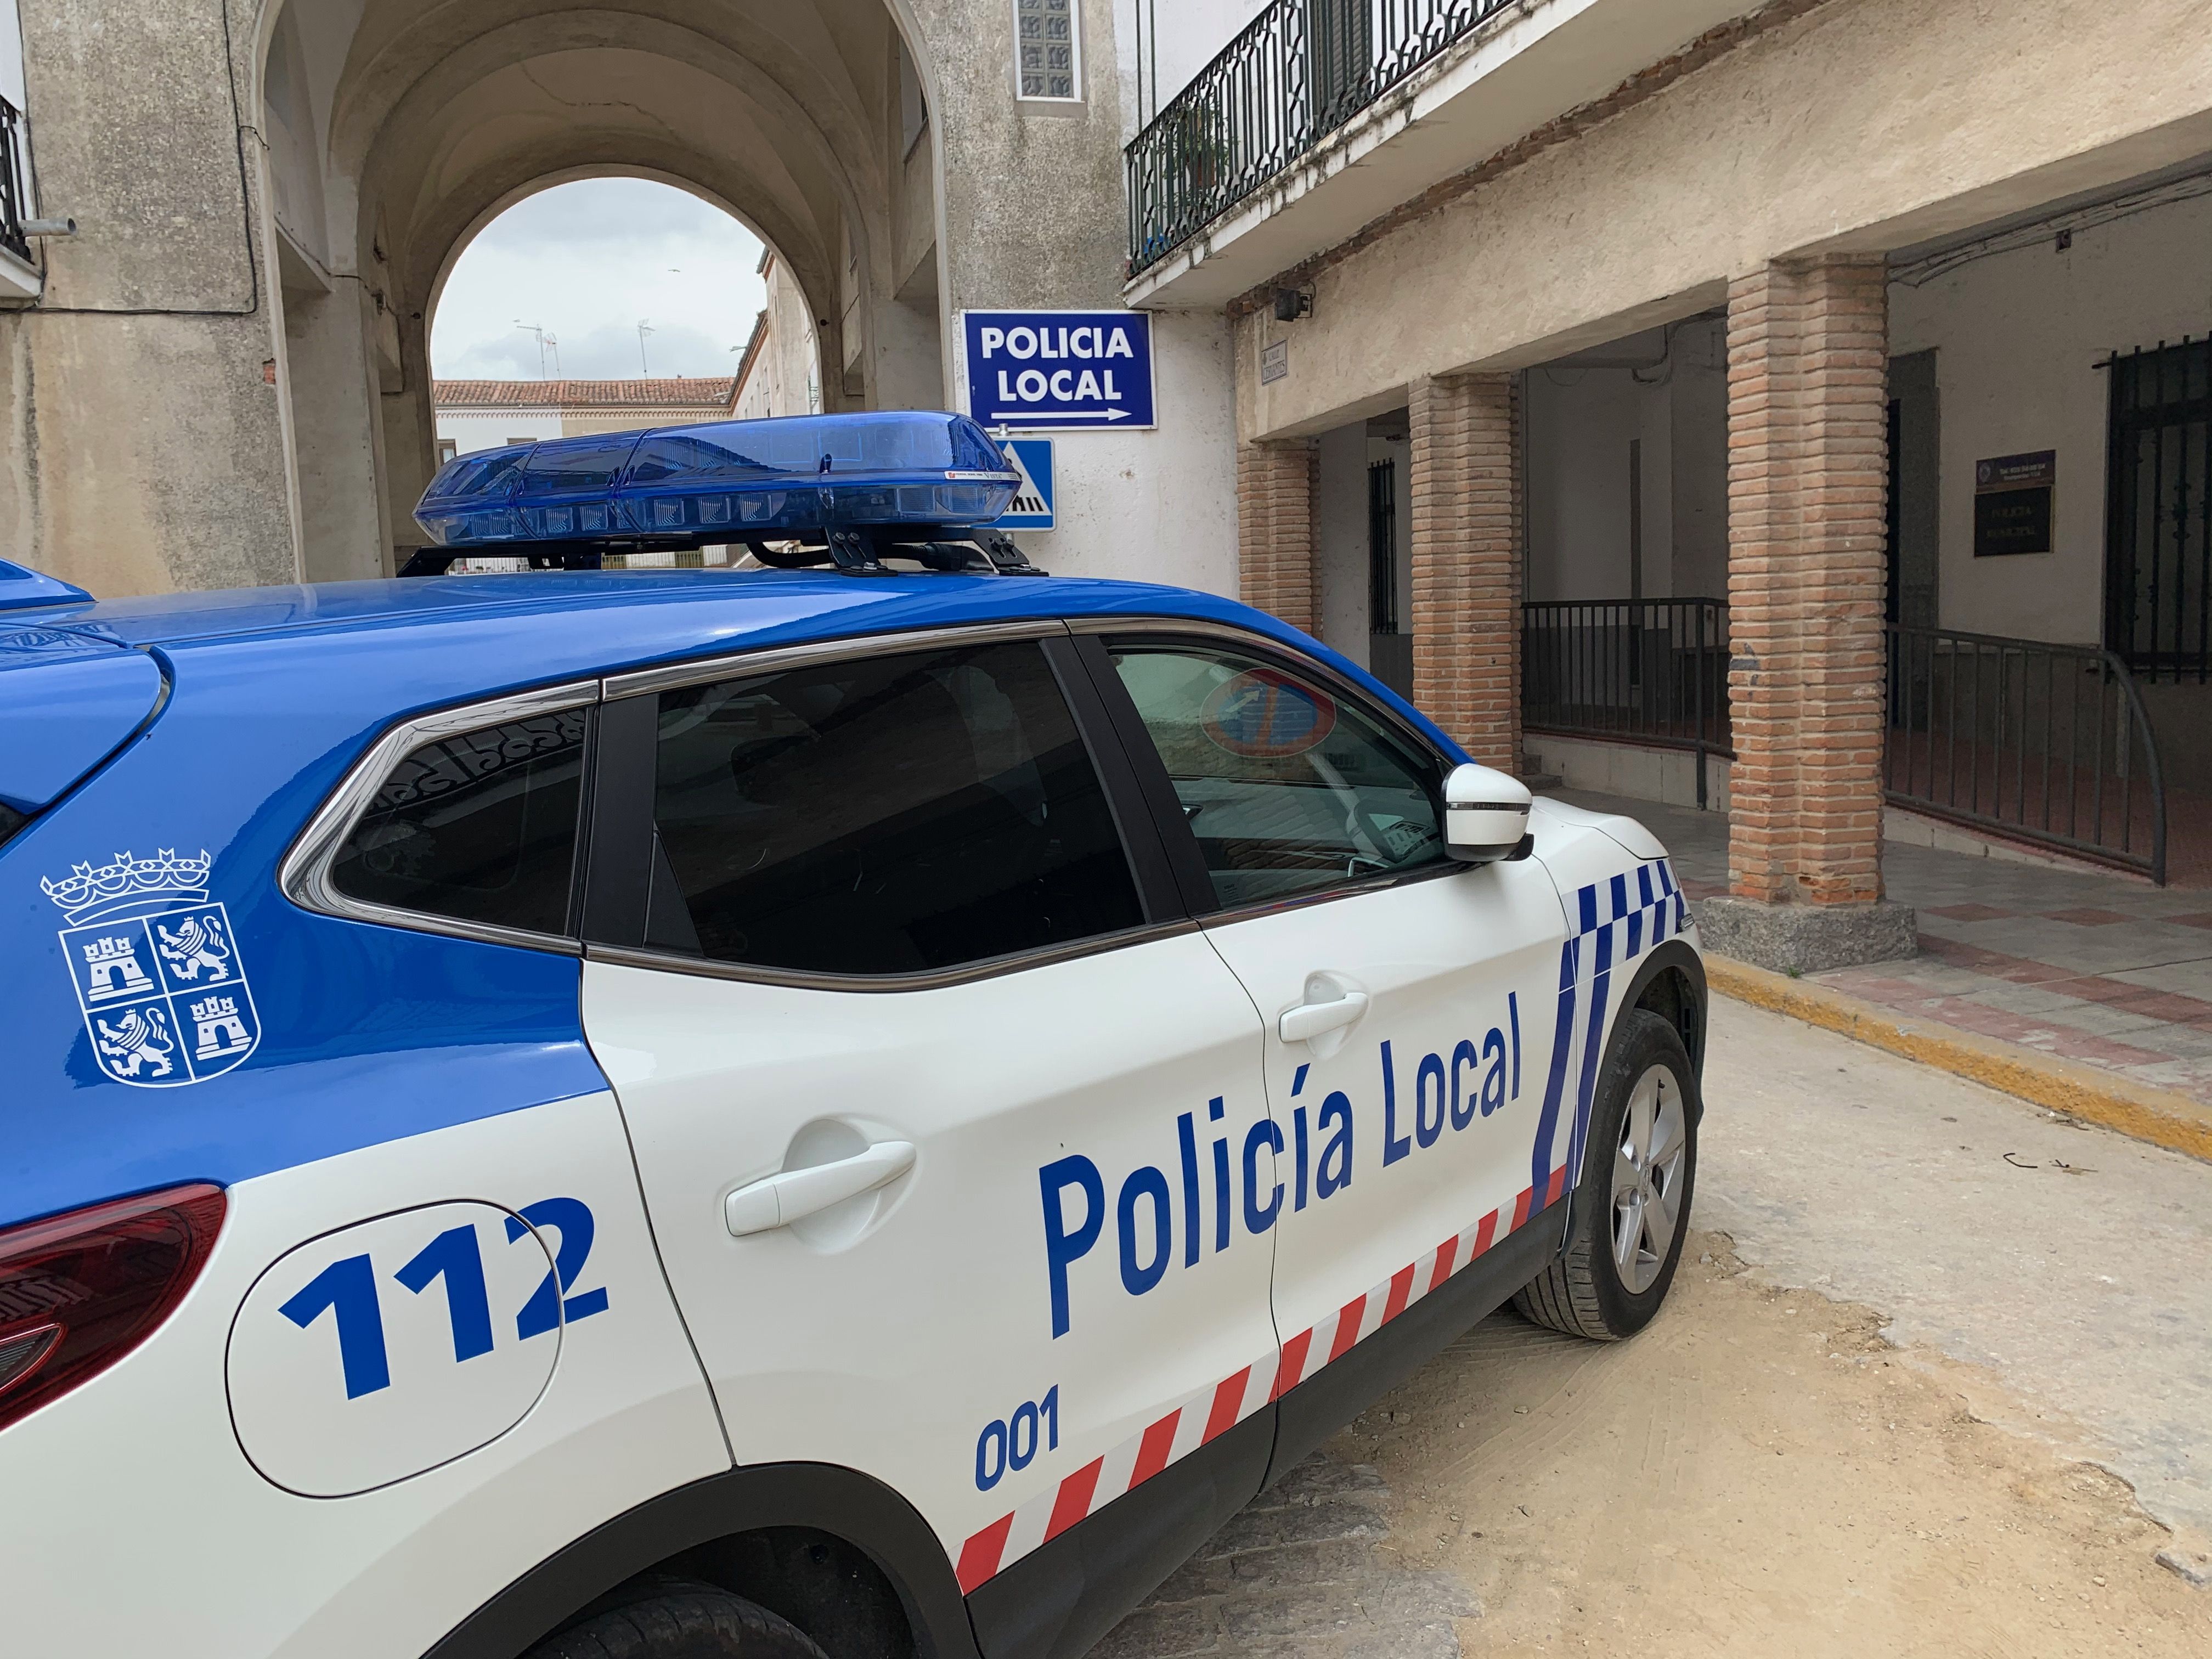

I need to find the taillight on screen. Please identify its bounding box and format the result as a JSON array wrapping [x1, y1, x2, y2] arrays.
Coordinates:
[[0, 1184, 226, 1434]]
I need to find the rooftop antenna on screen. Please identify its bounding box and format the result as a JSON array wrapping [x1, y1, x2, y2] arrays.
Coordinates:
[[637, 319, 657, 376], [514, 320, 555, 379]]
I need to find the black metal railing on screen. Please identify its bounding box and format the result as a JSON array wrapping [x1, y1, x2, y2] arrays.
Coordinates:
[[1886, 625, 2168, 884], [1522, 599, 1731, 805], [1126, 0, 1519, 275], [0, 97, 30, 262]]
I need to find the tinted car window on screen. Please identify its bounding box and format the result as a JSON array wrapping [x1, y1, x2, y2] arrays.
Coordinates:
[[651, 640, 1142, 975], [329, 709, 587, 935], [1108, 642, 1448, 907]]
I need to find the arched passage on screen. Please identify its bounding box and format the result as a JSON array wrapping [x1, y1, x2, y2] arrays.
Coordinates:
[[259, 0, 945, 579]]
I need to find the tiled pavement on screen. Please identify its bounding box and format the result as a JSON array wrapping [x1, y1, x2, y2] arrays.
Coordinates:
[[1559, 789, 2212, 1108]]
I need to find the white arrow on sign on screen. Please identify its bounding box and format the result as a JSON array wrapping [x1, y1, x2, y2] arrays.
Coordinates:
[[988, 408, 1133, 423]]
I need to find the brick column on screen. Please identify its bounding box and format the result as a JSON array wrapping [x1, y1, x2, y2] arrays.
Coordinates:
[[1409, 372, 1521, 773], [1705, 254, 1915, 972], [1236, 441, 1318, 634]]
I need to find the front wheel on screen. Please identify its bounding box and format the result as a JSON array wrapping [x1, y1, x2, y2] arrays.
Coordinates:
[[1514, 1007, 1697, 1340]]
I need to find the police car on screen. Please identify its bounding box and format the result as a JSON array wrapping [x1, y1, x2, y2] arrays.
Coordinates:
[[0, 410, 1705, 1659]]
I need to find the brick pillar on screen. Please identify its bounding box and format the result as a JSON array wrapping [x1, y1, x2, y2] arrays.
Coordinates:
[[1705, 255, 1915, 972], [1409, 372, 1521, 773], [1236, 441, 1318, 633]]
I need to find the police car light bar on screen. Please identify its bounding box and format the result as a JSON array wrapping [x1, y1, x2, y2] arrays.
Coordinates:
[[409, 410, 1035, 578]]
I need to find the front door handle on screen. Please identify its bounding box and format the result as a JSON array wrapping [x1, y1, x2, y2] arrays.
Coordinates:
[[724, 1141, 917, 1237], [1279, 990, 1370, 1044]]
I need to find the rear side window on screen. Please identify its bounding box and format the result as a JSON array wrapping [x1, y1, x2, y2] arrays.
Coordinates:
[[649, 640, 1141, 975], [328, 710, 588, 935]]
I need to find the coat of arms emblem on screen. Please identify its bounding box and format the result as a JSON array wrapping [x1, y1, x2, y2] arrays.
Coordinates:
[[43, 849, 261, 1088]]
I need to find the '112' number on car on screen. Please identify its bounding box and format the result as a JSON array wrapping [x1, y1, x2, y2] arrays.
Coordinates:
[[279, 1197, 607, 1399]]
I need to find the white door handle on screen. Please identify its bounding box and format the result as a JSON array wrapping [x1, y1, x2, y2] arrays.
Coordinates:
[[724, 1141, 917, 1237], [1279, 990, 1370, 1044]]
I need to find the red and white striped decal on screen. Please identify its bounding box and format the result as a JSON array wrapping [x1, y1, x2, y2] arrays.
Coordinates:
[[955, 1167, 1567, 1593]]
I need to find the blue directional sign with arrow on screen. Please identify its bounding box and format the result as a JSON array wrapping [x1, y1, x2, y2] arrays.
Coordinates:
[[962, 310, 1155, 431]]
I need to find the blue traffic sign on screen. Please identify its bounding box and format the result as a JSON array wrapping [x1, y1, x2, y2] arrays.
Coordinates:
[[994, 439, 1054, 531], [963, 311, 1154, 430]]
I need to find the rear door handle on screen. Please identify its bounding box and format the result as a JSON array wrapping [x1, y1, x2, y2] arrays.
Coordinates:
[[1279, 990, 1370, 1044], [724, 1141, 917, 1237]]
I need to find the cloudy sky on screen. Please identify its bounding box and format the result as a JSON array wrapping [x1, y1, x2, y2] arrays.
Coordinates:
[[431, 178, 768, 381]]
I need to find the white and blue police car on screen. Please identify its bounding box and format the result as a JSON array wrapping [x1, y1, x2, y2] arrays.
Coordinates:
[[0, 410, 1705, 1659]]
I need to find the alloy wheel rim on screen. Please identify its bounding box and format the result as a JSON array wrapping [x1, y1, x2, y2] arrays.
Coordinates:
[[1609, 1064, 1686, 1294]]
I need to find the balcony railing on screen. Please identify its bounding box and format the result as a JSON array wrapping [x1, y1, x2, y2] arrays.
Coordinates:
[[1126, 0, 1521, 275], [1886, 625, 2168, 884], [1522, 599, 1732, 805], [0, 97, 30, 263]]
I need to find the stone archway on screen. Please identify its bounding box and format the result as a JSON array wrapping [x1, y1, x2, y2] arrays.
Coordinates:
[[262, 0, 947, 579]]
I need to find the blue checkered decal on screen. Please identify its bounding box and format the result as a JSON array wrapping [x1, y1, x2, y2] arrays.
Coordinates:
[[1529, 859, 1688, 1198]]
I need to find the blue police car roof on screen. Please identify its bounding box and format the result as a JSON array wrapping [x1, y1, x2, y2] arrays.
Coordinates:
[[38, 567, 1276, 690]]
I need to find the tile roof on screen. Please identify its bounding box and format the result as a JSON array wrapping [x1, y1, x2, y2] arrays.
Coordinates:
[[433, 376, 737, 409]]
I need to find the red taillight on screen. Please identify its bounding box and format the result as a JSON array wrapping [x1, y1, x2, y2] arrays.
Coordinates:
[[0, 1184, 226, 1434]]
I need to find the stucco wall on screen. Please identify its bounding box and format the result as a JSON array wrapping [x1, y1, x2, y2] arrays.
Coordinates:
[[913, 0, 1240, 596], [0, 0, 299, 596], [1232, 0, 2212, 445], [1890, 187, 2212, 645], [1523, 317, 1728, 603], [1008, 307, 1238, 594]]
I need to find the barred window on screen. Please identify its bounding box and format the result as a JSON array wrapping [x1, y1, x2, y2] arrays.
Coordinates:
[[1014, 0, 1078, 101]]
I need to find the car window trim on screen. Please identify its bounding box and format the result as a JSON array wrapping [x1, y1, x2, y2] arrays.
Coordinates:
[[580, 622, 1190, 984], [600, 618, 1069, 700], [279, 680, 603, 956], [583, 916, 1205, 994], [1069, 616, 1467, 928]]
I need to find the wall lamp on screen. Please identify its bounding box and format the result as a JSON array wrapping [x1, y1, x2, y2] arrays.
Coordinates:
[[1272, 287, 1312, 323]]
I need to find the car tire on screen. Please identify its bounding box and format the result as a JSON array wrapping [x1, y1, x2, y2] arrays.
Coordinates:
[[523, 1584, 833, 1659], [1513, 1008, 1697, 1341]]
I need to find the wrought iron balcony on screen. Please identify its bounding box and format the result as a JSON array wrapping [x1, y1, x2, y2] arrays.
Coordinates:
[[0, 96, 31, 263], [1125, 0, 1521, 276]]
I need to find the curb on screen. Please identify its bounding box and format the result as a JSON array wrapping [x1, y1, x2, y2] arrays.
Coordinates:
[[1703, 955, 2212, 1165]]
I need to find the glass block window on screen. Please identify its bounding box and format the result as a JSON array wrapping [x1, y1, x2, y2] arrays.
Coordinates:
[[1015, 0, 1079, 100]]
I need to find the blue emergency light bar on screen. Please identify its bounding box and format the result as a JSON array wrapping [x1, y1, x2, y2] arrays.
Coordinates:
[[414, 410, 1021, 556]]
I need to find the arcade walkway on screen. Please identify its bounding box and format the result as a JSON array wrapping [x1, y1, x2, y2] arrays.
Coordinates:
[[1573, 790, 2212, 1110]]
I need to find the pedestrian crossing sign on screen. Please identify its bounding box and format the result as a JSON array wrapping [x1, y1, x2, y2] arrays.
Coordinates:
[[995, 438, 1055, 532]]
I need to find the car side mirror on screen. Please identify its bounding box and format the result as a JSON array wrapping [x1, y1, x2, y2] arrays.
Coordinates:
[[1443, 763, 1533, 864]]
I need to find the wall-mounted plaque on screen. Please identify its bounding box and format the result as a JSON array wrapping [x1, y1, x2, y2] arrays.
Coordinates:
[[1260, 339, 1289, 385], [1973, 449, 2055, 557]]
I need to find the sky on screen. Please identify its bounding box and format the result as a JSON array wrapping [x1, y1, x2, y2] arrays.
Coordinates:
[[431, 178, 768, 382]]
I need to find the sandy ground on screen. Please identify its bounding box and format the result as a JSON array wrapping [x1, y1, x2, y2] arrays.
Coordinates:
[[1339, 1236, 2210, 1656], [1112, 1000, 2212, 1657]]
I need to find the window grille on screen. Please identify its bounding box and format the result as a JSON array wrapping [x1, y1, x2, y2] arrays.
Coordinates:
[[1367, 459, 1397, 635], [1015, 0, 1079, 100], [2106, 336, 2212, 680]]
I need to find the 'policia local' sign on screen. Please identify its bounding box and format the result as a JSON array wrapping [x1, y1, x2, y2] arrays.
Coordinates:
[[961, 311, 1155, 430]]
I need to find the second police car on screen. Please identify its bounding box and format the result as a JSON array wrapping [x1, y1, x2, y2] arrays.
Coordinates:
[[0, 410, 1706, 1659]]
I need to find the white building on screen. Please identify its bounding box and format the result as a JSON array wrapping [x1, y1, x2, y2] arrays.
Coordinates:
[[432, 379, 738, 464]]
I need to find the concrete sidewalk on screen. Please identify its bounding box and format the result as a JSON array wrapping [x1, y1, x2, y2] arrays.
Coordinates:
[[1565, 788, 2212, 1110]]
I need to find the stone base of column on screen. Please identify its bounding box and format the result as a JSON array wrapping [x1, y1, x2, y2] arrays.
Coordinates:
[[1695, 896, 1917, 975]]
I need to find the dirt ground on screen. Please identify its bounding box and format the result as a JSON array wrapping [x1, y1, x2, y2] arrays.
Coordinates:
[[1335, 1231, 2212, 1657]]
